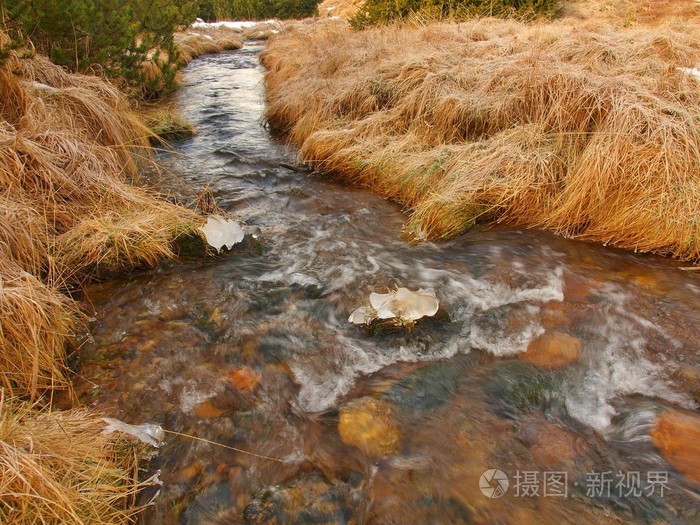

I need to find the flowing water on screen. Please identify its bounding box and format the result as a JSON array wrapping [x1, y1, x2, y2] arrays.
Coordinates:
[[74, 45, 700, 524]]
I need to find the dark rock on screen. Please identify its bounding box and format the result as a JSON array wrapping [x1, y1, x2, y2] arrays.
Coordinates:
[[174, 232, 208, 257], [383, 361, 461, 412], [181, 482, 235, 525], [174, 232, 264, 259], [483, 361, 559, 419]]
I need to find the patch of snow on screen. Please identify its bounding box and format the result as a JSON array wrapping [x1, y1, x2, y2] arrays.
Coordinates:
[[191, 19, 277, 30], [678, 67, 700, 80]]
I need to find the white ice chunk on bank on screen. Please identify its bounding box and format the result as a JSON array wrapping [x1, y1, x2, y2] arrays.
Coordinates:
[[678, 67, 700, 80], [349, 287, 439, 325], [199, 215, 245, 252], [102, 417, 165, 447]]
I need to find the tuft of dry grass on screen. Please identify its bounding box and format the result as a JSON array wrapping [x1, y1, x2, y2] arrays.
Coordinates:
[[318, 0, 364, 19], [0, 257, 78, 400], [0, 42, 202, 284], [0, 30, 207, 525], [0, 395, 148, 525], [0, 37, 203, 397], [262, 19, 700, 260], [174, 28, 244, 64], [55, 199, 200, 281], [562, 0, 700, 26], [138, 104, 196, 141]]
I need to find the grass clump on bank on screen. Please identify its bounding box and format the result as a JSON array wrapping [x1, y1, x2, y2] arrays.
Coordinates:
[[0, 259, 77, 400], [351, 0, 559, 28], [0, 32, 204, 522], [174, 27, 244, 64], [0, 396, 148, 525], [262, 19, 700, 261], [140, 104, 197, 141], [0, 48, 202, 285], [0, 34, 202, 394]]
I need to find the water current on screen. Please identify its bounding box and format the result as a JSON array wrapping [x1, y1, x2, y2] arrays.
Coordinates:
[[74, 44, 700, 524]]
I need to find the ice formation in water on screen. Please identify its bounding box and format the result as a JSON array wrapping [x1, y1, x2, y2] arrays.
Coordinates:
[[349, 287, 439, 325], [199, 215, 245, 253], [102, 417, 165, 447]]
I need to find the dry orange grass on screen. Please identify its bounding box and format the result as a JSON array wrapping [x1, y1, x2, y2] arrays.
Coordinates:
[[318, 0, 365, 19], [0, 35, 202, 524], [0, 257, 77, 400], [175, 28, 244, 64], [0, 47, 202, 281], [262, 19, 700, 260], [0, 40, 202, 396], [562, 0, 700, 26], [0, 395, 148, 525], [0, 30, 214, 523]]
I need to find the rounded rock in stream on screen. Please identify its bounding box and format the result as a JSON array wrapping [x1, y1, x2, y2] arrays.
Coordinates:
[[181, 481, 237, 524], [484, 361, 560, 419], [227, 366, 263, 392], [383, 361, 461, 412], [338, 397, 400, 457], [651, 409, 700, 483], [518, 332, 581, 369], [519, 418, 588, 469]]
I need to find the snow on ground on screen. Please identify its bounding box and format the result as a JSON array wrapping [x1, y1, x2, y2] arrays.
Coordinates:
[[678, 66, 700, 80], [191, 19, 278, 31]]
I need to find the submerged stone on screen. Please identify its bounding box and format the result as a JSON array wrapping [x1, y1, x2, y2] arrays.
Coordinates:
[[227, 366, 262, 393], [519, 332, 581, 368], [194, 399, 228, 419], [169, 460, 204, 485], [182, 482, 236, 525], [519, 418, 587, 468], [338, 397, 400, 457], [672, 366, 700, 405], [651, 410, 700, 483], [244, 473, 351, 524], [384, 362, 461, 412], [484, 361, 559, 419]]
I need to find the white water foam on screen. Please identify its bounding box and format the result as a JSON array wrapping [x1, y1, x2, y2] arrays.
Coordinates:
[[563, 285, 693, 432], [290, 263, 566, 412]]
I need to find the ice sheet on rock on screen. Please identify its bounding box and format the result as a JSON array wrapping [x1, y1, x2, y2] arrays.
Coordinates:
[[102, 417, 164, 447], [199, 215, 244, 252], [350, 287, 439, 324], [348, 306, 374, 325]]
